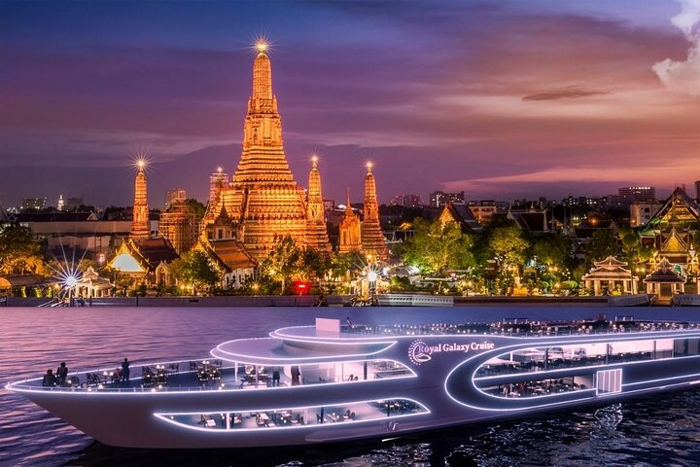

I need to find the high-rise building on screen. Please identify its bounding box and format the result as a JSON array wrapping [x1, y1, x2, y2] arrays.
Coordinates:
[[429, 190, 465, 208], [391, 194, 421, 208], [57, 194, 64, 211], [65, 197, 85, 211], [165, 188, 187, 209], [468, 200, 498, 224], [618, 186, 656, 205], [361, 163, 388, 261], [201, 43, 330, 260], [130, 161, 150, 239], [20, 197, 46, 210], [629, 201, 660, 228]]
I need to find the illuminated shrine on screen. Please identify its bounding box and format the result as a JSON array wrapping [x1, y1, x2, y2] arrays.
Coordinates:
[[201, 43, 331, 261], [130, 161, 150, 239], [639, 187, 700, 275], [360, 163, 388, 261]]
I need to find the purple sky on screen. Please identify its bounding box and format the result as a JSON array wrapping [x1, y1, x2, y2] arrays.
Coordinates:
[[1, 1, 699, 208]]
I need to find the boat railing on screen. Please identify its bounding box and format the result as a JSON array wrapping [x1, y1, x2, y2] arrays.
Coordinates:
[[341, 322, 700, 338]]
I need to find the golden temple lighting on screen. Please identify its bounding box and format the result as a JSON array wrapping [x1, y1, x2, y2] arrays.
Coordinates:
[[255, 40, 268, 53]]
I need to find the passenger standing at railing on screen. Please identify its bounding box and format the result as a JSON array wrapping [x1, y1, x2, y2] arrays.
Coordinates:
[[56, 362, 68, 386], [121, 358, 130, 382]]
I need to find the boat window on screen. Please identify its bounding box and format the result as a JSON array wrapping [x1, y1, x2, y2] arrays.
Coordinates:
[[476, 339, 668, 378], [156, 398, 428, 431], [673, 338, 700, 356], [476, 374, 594, 398]]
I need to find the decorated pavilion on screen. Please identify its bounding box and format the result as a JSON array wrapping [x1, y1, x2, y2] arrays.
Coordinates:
[[582, 256, 638, 295], [643, 257, 686, 303]]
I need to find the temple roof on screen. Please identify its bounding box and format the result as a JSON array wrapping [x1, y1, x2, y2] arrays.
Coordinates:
[[582, 256, 633, 280], [660, 227, 689, 254], [508, 210, 548, 232], [643, 257, 686, 283], [440, 202, 482, 233], [199, 239, 257, 273], [111, 237, 179, 273], [133, 238, 179, 267], [643, 187, 700, 230]]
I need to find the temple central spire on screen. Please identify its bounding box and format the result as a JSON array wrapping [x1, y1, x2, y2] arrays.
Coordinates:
[[252, 48, 273, 102], [202, 40, 331, 260]]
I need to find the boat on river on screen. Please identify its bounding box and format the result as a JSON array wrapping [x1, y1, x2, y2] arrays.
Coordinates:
[[7, 316, 700, 448]]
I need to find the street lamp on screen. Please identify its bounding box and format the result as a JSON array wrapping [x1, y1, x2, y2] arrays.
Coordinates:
[[367, 271, 378, 302]]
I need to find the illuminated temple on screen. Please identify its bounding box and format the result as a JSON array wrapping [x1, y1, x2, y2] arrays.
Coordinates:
[[360, 163, 388, 261], [201, 43, 332, 260]]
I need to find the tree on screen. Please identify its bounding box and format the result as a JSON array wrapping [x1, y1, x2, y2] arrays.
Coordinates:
[[330, 250, 366, 280], [489, 225, 530, 271], [0, 223, 49, 275], [402, 218, 474, 275], [586, 229, 620, 263], [531, 233, 571, 268], [170, 250, 219, 295], [260, 236, 301, 294], [185, 198, 206, 222], [297, 246, 330, 281]]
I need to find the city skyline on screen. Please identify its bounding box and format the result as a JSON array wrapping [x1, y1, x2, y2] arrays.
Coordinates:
[[1, 0, 699, 207]]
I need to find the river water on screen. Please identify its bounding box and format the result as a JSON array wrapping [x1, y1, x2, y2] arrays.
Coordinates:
[[1, 306, 700, 467]]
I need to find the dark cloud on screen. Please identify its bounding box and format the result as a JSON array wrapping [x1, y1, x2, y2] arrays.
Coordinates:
[[522, 87, 610, 101]]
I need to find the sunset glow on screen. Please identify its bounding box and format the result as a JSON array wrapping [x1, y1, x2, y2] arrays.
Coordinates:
[[0, 1, 698, 206]]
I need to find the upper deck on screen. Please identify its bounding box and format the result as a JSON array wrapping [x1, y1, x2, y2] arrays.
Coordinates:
[[8, 317, 700, 396]]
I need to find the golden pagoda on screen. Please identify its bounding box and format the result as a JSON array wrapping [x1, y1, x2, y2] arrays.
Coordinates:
[[339, 190, 362, 254], [305, 156, 332, 254], [130, 161, 150, 239], [360, 163, 388, 260], [202, 42, 330, 260]]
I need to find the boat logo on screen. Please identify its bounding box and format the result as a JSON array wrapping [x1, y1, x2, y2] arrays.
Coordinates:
[[408, 339, 496, 365], [408, 339, 432, 365]]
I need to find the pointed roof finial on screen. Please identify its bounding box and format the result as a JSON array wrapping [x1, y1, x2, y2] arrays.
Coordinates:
[[366, 161, 373, 172], [255, 40, 268, 55]]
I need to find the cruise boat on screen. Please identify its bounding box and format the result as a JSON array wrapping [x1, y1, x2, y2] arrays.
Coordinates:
[[6, 316, 700, 449]]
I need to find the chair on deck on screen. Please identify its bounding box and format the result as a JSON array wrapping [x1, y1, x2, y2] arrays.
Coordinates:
[[67, 376, 80, 387], [86, 373, 100, 387]]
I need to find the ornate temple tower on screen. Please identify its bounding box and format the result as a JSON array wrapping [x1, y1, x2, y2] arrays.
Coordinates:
[[202, 43, 316, 260], [130, 161, 150, 239], [305, 156, 332, 253], [360, 163, 388, 260], [339, 190, 362, 254]]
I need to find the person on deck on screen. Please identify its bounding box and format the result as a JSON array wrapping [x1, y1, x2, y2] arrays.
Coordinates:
[[121, 358, 130, 382], [56, 362, 68, 386]]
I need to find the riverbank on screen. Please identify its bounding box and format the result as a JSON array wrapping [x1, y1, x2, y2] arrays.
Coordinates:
[[3, 293, 696, 308]]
